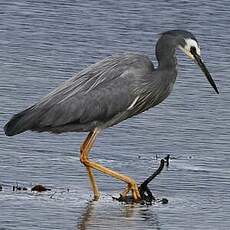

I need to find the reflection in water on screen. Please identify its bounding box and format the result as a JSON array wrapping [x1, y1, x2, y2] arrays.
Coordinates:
[[77, 198, 161, 230], [77, 200, 95, 230], [139, 208, 161, 230], [122, 204, 135, 218]]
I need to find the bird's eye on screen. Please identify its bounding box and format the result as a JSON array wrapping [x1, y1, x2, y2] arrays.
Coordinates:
[[190, 46, 197, 54]]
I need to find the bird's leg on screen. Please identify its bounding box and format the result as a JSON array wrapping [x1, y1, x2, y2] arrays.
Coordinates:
[[84, 161, 141, 201], [80, 130, 100, 200], [80, 128, 141, 202]]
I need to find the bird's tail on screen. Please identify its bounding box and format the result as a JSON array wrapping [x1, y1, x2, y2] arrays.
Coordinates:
[[4, 106, 35, 136]]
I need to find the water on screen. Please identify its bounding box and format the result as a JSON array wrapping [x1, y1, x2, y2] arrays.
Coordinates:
[[0, 1, 230, 229]]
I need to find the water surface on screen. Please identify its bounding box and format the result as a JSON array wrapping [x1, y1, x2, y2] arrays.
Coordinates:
[[0, 1, 229, 229]]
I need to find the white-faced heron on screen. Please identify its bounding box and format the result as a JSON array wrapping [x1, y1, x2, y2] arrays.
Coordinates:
[[4, 30, 219, 202]]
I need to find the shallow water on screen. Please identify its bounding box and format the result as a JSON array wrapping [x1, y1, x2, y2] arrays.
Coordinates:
[[0, 0, 230, 229]]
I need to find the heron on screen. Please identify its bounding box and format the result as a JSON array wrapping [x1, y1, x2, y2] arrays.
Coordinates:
[[4, 30, 219, 202]]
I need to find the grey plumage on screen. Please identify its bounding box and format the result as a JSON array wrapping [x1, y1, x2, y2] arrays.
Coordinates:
[[4, 30, 218, 136]]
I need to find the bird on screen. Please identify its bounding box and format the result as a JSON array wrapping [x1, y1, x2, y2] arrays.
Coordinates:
[[4, 30, 219, 202]]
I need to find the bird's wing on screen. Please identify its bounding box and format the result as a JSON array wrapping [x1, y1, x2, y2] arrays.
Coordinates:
[[37, 72, 135, 128], [25, 53, 154, 131]]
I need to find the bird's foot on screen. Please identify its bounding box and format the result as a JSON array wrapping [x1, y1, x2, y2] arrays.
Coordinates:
[[113, 183, 142, 203], [113, 157, 169, 204], [114, 185, 154, 204], [130, 182, 142, 202], [93, 193, 100, 201]]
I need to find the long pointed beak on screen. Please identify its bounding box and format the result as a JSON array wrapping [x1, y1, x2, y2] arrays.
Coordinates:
[[191, 49, 219, 94]]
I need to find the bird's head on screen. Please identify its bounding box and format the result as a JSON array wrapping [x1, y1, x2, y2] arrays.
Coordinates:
[[176, 30, 219, 94], [160, 30, 219, 94]]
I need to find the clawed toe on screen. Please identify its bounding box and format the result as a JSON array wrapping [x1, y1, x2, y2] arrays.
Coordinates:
[[113, 186, 154, 204]]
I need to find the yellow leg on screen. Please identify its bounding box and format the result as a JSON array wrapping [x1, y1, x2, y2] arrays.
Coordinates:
[[80, 130, 100, 200], [80, 128, 141, 202]]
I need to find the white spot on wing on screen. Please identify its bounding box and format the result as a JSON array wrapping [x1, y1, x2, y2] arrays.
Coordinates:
[[127, 96, 139, 110]]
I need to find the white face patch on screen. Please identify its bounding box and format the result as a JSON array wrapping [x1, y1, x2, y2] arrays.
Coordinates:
[[179, 38, 201, 59]]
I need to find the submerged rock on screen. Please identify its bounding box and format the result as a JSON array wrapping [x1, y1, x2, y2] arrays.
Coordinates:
[[31, 184, 51, 192]]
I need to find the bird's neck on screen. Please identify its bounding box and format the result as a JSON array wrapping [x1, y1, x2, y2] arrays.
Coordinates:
[[155, 37, 177, 70], [157, 52, 177, 70]]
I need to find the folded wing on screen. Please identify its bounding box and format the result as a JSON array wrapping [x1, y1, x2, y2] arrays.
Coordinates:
[[4, 53, 154, 135]]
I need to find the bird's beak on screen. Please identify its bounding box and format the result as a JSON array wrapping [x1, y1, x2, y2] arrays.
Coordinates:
[[190, 48, 219, 94]]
